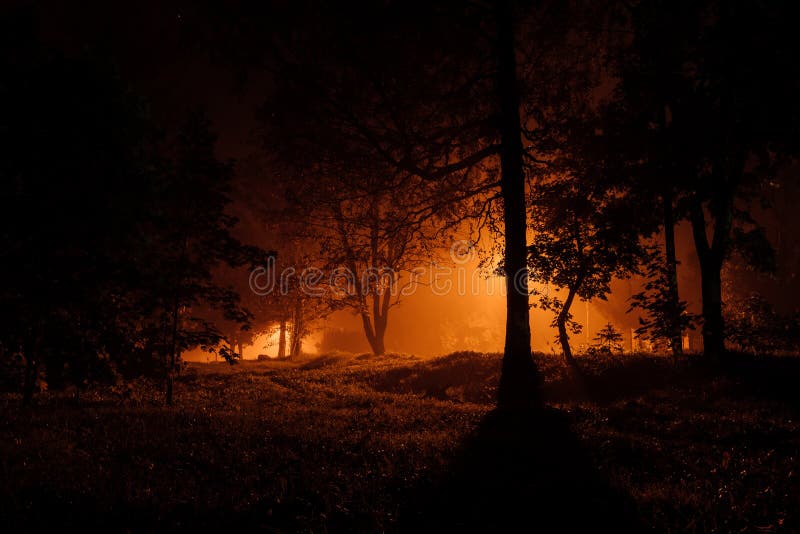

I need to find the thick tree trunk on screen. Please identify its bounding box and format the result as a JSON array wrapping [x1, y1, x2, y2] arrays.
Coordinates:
[[662, 188, 683, 361], [689, 197, 729, 359], [698, 256, 725, 357], [495, 0, 541, 411], [358, 289, 390, 356], [359, 311, 386, 356], [372, 316, 387, 356], [277, 318, 287, 358], [369, 331, 386, 356]]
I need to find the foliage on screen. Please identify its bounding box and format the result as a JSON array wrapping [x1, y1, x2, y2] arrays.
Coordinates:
[[604, 0, 799, 355], [0, 18, 270, 402], [725, 293, 800, 354], [629, 246, 697, 350], [591, 323, 624, 354], [528, 170, 644, 362]]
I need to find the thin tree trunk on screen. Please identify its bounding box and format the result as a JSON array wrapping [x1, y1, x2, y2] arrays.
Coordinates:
[[371, 290, 390, 355], [166, 293, 179, 406], [495, 0, 541, 411], [558, 286, 579, 367], [167, 237, 188, 406], [22, 353, 35, 407], [662, 188, 683, 362], [22, 322, 41, 407], [278, 318, 287, 358], [290, 300, 303, 358]]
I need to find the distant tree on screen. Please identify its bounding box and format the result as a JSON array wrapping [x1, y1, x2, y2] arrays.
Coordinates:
[[247, 217, 340, 358], [264, 165, 431, 356], [528, 171, 644, 367], [593, 323, 624, 354], [629, 246, 698, 362]]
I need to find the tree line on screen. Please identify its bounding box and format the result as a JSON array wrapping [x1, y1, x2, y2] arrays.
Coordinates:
[[258, 0, 799, 409], [0, 11, 270, 405], [2, 0, 799, 410]]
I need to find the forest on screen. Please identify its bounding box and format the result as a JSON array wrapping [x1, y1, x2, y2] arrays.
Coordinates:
[[2, 0, 799, 531]]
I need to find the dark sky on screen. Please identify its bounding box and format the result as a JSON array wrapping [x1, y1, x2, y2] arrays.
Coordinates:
[[29, 0, 266, 160]]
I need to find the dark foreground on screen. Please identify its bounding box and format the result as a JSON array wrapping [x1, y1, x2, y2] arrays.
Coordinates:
[[2, 352, 799, 532]]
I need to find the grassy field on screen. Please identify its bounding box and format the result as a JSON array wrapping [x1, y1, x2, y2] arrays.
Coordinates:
[[2, 351, 799, 532]]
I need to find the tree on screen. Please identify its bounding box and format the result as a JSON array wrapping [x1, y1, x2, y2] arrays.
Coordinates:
[[593, 323, 624, 354], [144, 112, 270, 404], [528, 172, 643, 366], [493, 0, 539, 408], [262, 156, 432, 355], [259, 0, 605, 408], [246, 187, 344, 356], [606, 0, 800, 358], [725, 293, 800, 355], [0, 12, 160, 404], [629, 246, 697, 362]]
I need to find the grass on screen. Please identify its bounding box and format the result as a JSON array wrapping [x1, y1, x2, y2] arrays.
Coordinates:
[[1, 351, 799, 531]]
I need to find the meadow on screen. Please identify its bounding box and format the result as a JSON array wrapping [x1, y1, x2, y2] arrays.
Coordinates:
[[2, 351, 798, 532]]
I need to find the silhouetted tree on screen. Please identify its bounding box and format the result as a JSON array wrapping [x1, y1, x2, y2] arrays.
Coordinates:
[[725, 293, 800, 355], [528, 173, 643, 366], [0, 14, 270, 404], [260, 0, 607, 408], [629, 246, 698, 362], [605, 0, 799, 358], [144, 112, 270, 404], [0, 13, 159, 403], [593, 323, 624, 354]]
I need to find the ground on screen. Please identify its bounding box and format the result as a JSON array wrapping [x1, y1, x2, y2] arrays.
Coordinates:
[[2, 351, 799, 531]]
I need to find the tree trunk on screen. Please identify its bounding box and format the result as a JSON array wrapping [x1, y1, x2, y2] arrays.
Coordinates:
[[495, 0, 541, 411], [290, 300, 303, 358], [21, 325, 41, 407], [167, 293, 180, 407], [166, 373, 174, 406], [371, 318, 386, 356], [359, 310, 385, 356], [22, 353, 35, 407], [662, 188, 683, 362], [365, 330, 385, 356], [558, 286, 579, 367], [689, 197, 729, 359], [290, 336, 302, 358], [277, 318, 287, 358], [698, 255, 725, 358]]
